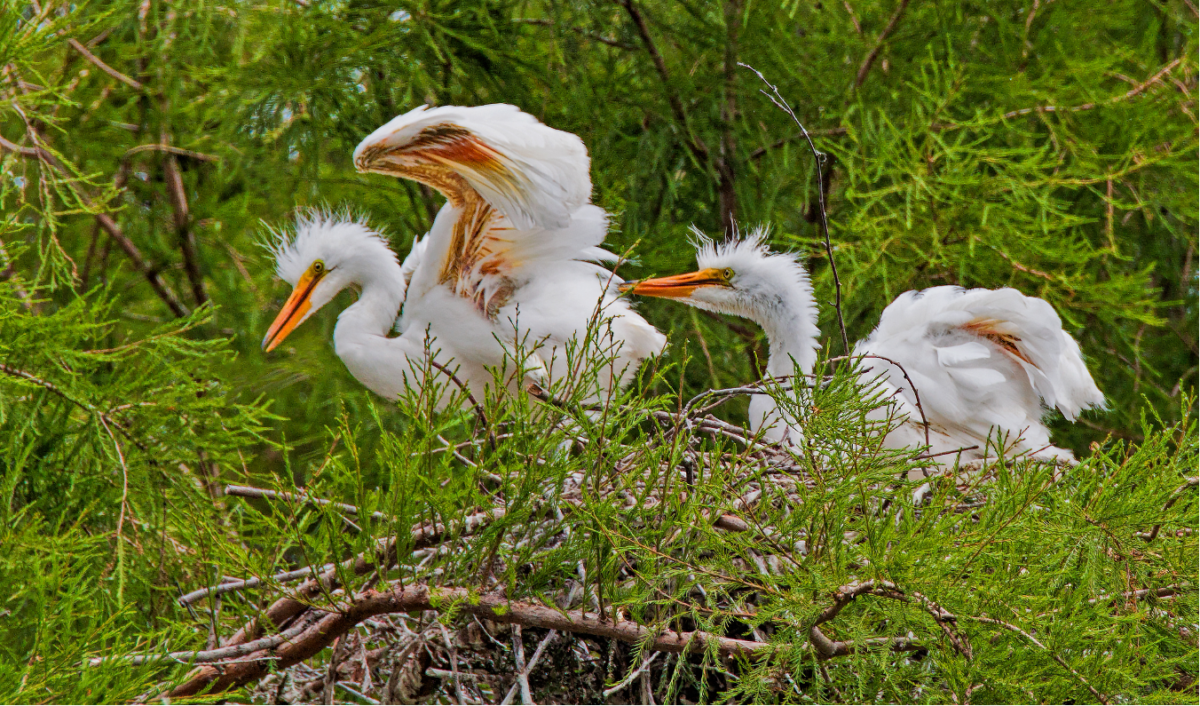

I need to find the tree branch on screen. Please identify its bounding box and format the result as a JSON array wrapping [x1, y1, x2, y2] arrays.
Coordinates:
[[162, 147, 208, 307], [964, 615, 1110, 704], [854, 0, 911, 89], [67, 38, 144, 91], [0, 131, 190, 316], [615, 0, 709, 164], [168, 584, 773, 697], [740, 65, 850, 356]]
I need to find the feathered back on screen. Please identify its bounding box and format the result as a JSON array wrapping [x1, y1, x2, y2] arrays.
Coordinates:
[[354, 104, 591, 230], [864, 286, 1105, 420]]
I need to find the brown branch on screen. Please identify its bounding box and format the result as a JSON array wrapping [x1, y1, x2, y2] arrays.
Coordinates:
[[224, 484, 391, 522], [169, 584, 774, 697], [67, 38, 144, 91], [0, 133, 38, 157], [854, 0, 911, 89], [994, 58, 1182, 121], [94, 211, 190, 317], [162, 148, 208, 307], [193, 509, 507, 649], [615, 0, 710, 163], [1086, 585, 1191, 606], [841, 0, 863, 34], [0, 362, 146, 450], [90, 617, 313, 667], [1137, 476, 1198, 541], [124, 143, 220, 162], [0, 131, 190, 316]]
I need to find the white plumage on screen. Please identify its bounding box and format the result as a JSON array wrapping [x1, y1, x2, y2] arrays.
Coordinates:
[[856, 285, 1105, 462], [625, 229, 1105, 464], [265, 212, 458, 404], [263, 104, 664, 408]]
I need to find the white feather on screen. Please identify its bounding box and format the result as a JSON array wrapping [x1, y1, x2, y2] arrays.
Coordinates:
[[856, 285, 1105, 462]]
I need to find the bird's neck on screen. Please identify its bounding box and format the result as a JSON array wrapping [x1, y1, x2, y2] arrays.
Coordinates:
[[758, 297, 820, 380], [335, 259, 407, 340]]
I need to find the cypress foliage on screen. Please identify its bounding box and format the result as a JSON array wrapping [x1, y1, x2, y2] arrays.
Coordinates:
[[0, 0, 1195, 702]]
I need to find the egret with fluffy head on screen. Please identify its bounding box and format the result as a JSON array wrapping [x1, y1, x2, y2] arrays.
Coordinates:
[[262, 212, 472, 405], [623, 228, 1105, 464], [263, 105, 664, 407]]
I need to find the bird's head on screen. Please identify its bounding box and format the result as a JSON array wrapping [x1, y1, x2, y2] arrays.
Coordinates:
[[352, 104, 591, 230], [262, 212, 400, 352], [621, 227, 814, 326]]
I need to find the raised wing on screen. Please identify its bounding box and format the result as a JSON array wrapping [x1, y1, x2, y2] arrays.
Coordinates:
[[354, 104, 591, 231]]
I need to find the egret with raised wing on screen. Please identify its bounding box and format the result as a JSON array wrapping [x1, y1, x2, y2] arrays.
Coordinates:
[[263, 104, 664, 408]]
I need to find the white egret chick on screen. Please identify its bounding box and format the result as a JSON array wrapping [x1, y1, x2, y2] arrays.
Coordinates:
[[262, 212, 476, 407], [624, 229, 1105, 465]]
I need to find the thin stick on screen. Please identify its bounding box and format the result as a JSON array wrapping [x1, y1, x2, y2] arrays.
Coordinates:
[[499, 630, 557, 706], [67, 38, 144, 90], [965, 615, 1109, 704], [854, 0, 911, 89], [739, 64, 850, 356], [224, 484, 390, 522], [603, 651, 659, 697], [90, 619, 311, 666]]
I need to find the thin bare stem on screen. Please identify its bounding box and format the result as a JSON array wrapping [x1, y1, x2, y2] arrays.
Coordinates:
[[739, 64, 850, 356]]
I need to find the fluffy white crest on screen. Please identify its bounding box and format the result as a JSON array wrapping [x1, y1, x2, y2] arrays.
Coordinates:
[[270, 210, 399, 288], [691, 226, 820, 378], [354, 103, 591, 230]]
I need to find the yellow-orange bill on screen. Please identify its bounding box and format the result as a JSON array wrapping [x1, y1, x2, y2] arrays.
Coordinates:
[[262, 271, 322, 352], [618, 268, 726, 299]]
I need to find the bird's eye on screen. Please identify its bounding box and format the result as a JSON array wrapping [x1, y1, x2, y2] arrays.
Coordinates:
[[312, 260, 325, 274], [722, 268, 734, 281]]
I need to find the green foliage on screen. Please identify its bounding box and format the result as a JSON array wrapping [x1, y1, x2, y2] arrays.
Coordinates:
[[0, 0, 1195, 702]]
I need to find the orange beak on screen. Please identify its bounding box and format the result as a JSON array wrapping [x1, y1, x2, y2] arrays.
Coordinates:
[[618, 268, 727, 299], [262, 270, 324, 352]]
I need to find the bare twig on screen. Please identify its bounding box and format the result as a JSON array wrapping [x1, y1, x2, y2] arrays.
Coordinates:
[[854, 0, 911, 89], [163, 147, 207, 307], [1137, 476, 1199, 541], [603, 650, 660, 697], [123, 143, 220, 162], [224, 484, 391, 522], [739, 64, 850, 356], [964, 615, 1110, 704], [90, 618, 311, 666], [496, 624, 556, 701], [615, 0, 709, 164], [0, 363, 147, 449], [192, 507, 505, 643], [67, 38, 144, 90], [999, 58, 1181, 120], [0, 131, 190, 316]]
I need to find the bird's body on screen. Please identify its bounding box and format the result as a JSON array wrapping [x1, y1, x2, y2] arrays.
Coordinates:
[[263, 104, 663, 408], [625, 230, 1105, 465], [265, 214, 445, 403], [855, 286, 1105, 462]]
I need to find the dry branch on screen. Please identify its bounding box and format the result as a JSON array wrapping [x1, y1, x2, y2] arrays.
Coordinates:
[[854, 0, 911, 89], [168, 584, 774, 696], [67, 38, 144, 90]]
